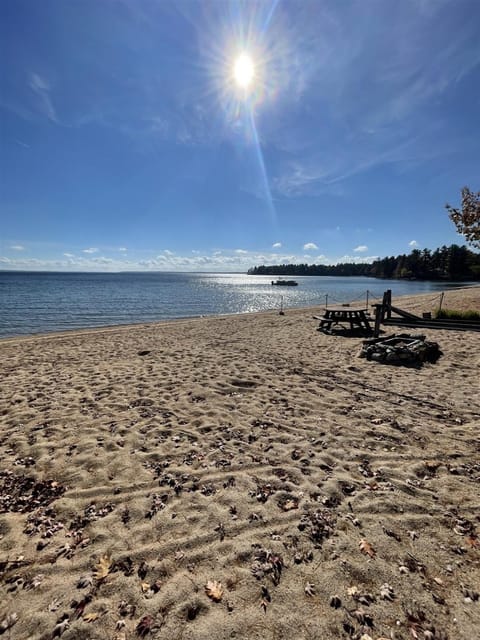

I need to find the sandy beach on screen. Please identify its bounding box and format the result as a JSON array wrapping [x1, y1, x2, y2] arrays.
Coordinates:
[[1, 287, 479, 640]]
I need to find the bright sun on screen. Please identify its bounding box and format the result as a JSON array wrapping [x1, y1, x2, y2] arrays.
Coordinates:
[[233, 53, 254, 89]]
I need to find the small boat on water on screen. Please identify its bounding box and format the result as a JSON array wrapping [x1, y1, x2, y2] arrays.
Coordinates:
[[271, 279, 298, 286]]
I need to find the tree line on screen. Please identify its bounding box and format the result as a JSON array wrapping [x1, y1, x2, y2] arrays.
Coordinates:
[[247, 244, 480, 281]]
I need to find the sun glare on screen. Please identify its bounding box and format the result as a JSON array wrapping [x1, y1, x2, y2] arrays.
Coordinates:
[[234, 53, 254, 89]]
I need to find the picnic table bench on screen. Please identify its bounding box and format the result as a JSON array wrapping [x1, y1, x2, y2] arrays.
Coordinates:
[[316, 308, 372, 334]]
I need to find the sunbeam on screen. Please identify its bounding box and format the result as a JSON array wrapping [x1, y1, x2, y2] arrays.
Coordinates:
[[246, 100, 277, 229], [197, 1, 283, 229]]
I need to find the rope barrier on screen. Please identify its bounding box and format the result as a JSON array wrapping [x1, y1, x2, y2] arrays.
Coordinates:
[[323, 289, 446, 312], [392, 292, 444, 310], [324, 289, 374, 307]]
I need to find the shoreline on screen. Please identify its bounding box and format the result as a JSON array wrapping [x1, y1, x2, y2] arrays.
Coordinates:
[[1, 284, 479, 344], [1, 285, 479, 639]]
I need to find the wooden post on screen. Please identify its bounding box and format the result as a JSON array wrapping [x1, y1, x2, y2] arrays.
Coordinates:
[[438, 292, 445, 316], [373, 305, 382, 337], [279, 295, 284, 315], [366, 289, 369, 310], [325, 294, 328, 309], [386, 290, 392, 319]]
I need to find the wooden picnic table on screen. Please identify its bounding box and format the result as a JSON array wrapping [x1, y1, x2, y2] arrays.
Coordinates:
[[317, 307, 372, 334]]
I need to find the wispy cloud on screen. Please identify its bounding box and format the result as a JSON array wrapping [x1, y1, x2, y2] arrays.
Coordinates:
[[409, 240, 418, 248], [267, 1, 480, 196], [354, 245, 368, 253], [10, 244, 25, 251], [303, 242, 318, 251], [272, 242, 282, 249], [82, 247, 99, 254], [337, 254, 380, 264], [29, 73, 58, 123]]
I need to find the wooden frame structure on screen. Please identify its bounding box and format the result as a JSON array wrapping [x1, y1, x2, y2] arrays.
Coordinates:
[[372, 289, 480, 336]]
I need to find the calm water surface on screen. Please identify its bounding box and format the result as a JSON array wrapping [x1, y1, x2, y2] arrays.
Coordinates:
[[0, 271, 473, 338]]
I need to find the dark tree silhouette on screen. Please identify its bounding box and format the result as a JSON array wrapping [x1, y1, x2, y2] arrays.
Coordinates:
[[248, 244, 480, 281], [446, 187, 480, 249]]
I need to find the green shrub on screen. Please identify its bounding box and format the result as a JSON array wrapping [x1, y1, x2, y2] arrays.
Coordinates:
[[435, 308, 480, 320]]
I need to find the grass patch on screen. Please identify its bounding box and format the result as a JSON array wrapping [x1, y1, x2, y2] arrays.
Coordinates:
[[435, 308, 480, 321]]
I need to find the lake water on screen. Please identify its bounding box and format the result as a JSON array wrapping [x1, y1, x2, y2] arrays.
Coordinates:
[[0, 271, 473, 338]]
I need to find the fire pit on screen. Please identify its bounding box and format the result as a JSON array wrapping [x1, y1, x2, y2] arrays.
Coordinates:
[[359, 333, 442, 366]]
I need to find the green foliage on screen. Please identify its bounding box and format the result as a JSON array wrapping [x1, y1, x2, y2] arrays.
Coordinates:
[[446, 187, 480, 249], [435, 308, 480, 321], [248, 244, 480, 281]]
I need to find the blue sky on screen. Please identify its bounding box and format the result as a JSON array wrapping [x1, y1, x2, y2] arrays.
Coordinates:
[[1, 0, 479, 272]]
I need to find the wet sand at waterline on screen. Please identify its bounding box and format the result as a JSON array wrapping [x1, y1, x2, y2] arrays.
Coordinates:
[[1, 287, 479, 639]]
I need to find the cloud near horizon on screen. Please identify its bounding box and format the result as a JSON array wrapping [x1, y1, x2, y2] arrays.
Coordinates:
[[354, 245, 368, 253], [303, 242, 318, 251], [0, 246, 379, 273]]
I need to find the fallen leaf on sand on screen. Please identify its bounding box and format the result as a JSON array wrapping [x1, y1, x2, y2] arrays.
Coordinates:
[[118, 600, 136, 618], [142, 580, 161, 598], [382, 526, 401, 542], [137, 560, 148, 579], [305, 582, 315, 596], [72, 594, 93, 619], [52, 617, 69, 638], [359, 539, 376, 558], [94, 554, 112, 580], [205, 580, 224, 602], [83, 612, 100, 622], [23, 573, 44, 590], [357, 593, 375, 606], [261, 585, 271, 612], [380, 583, 395, 601], [280, 497, 299, 511], [48, 597, 63, 612], [76, 575, 93, 589], [136, 614, 154, 637], [0, 613, 18, 633], [347, 586, 359, 596], [353, 608, 373, 626], [55, 542, 73, 559], [466, 536, 480, 549], [330, 595, 342, 608]]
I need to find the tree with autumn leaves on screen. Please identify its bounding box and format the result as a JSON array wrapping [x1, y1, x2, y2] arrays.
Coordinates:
[[446, 187, 480, 249]]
